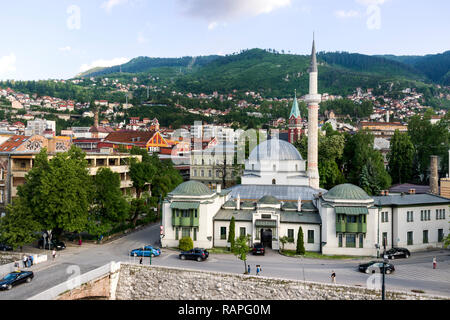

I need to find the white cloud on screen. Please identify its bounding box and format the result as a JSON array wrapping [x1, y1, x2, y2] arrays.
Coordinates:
[[335, 10, 361, 18], [356, 0, 388, 5], [178, 0, 292, 27], [59, 46, 72, 52], [101, 0, 129, 13], [80, 57, 130, 72], [0, 53, 16, 76]]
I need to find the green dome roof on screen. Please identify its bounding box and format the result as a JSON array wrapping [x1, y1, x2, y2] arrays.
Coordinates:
[[171, 181, 214, 197], [258, 195, 280, 204], [324, 184, 371, 201]]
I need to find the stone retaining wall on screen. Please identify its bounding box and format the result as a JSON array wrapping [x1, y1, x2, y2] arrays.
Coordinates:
[[115, 264, 444, 300]]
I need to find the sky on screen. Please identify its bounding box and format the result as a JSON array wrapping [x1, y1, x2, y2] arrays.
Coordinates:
[[0, 0, 449, 80]]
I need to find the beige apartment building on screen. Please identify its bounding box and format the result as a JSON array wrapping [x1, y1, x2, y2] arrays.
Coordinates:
[[0, 135, 141, 215]]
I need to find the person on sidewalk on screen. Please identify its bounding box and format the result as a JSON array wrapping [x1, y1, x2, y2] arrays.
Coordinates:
[[139, 257, 143, 265], [331, 271, 336, 284], [22, 255, 28, 268], [433, 257, 437, 269], [247, 264, 251, 275], [52, 249, 56, 260], [256, 265, 262, 276]]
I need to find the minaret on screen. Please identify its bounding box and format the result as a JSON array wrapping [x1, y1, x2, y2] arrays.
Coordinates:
[[288, 90, 302, 144], [305, 35, 321, 190]]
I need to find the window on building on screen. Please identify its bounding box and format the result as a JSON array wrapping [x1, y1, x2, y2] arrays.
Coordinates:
[[194, 210, 198, 218], [420, 210, 424, 221], [201, 170, 204, 177], [359, 234, 364, 248], [423, 230, 428, 244], [287, 229, 294, 240], [346, 234, 356, 248], [407, 211, 414, 222], [307, 230, 314, 244], [240, 227, 246, 238], [427, 210, 431, 221], [347, 216, 357, 223], [220, 227, 227, 240], [272, 179, 276, 185], [182, 227, 190, 238], [338, 234, 343, 247], [175, 227, 179, 240], [208, 170, 212, 177], [436, 209, 439, 220], [182, 210, 190, 218], [193, 228, 197, 241], [407, 231, 413, 246], [193, 170, 197, 177], [438, 229, 444, 242], [443, 209, 446, 220]]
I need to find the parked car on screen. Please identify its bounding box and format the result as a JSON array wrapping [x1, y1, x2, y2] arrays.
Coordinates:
[[0, 244, 13, 251], [0, 271, 34, 290], [384, 247, 411, 259], [252, 243, 265, 256], [358, 261, 395, 274], [37, 239, 66, 250], [130, 246, 161, 257], [179, 248, 209, 262]]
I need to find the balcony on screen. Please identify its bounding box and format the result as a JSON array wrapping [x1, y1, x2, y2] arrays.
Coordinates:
[[336, 222, 367, 234], [172, 216, 199, 227], [336, 221, 346, 233]]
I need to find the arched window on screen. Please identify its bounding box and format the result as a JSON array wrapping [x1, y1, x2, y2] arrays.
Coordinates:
[[272, 179, 276, 185]]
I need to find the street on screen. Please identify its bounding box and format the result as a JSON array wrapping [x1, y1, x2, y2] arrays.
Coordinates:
[[1, 223, 449, 300]]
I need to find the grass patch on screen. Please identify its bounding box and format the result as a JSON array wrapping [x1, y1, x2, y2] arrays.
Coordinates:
[[281, 250, 364, 260], [208, 247, 232, 254]]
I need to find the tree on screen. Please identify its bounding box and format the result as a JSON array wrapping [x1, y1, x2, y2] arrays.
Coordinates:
[[179, 236, 194, 252], [0, 202, 42, 251], [343, 129, 391, 193], [232, 235, 251, 274], [14, 146, 93, 238], [228, 216, 236, 251], [296, 227, 305, 255], [279, 236, 289, 252], [387, 130, 415, 184], [89, 168, 130, 237]]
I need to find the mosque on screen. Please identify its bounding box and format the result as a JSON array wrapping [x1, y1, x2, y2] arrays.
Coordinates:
[[161, 39, 450, 256]]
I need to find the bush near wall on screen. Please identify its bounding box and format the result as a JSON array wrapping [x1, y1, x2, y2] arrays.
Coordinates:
[[179, 237, 194, 252]]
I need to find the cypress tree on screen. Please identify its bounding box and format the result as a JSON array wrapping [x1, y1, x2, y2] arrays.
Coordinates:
[[296, 226, 305, 255], [228, 216, 236, 251]]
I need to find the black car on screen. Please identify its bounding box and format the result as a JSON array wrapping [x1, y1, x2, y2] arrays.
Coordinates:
[[0, 271, 34, 290], [359, 261, 395, 274], [179, 248, 209, 262], [385, 247, 411, 259], [37, 239, 66, 250], [252, 243, 265, 255], [0, 243, 13, 251]]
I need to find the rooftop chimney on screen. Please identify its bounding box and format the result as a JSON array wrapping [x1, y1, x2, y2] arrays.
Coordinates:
[[430, 155, 439, 195], [297, 196, 302, 212], [236, 194, 240, 210]]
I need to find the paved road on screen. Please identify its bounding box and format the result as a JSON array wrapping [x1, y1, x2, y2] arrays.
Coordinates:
[[1, 223, 449, 299]]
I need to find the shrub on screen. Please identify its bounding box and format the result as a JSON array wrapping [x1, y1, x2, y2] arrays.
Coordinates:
[[296, 227, 305, 255], [179, 237, 194, 251]]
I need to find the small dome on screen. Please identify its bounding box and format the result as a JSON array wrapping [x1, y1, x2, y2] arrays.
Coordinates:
[[171, 181, 213, 197], [323, 184, 371, 201], [258, 195, 280, 204], [249, 139, 303, 161]]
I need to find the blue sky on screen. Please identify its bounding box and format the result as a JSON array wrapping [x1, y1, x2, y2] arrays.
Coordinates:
[[0, 0, 448, 80]]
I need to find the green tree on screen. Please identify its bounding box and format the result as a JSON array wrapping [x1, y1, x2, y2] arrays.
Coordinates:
[[14, 146, 93, 238], [89, 167, 130, 237], [387, 130, 415, 184], [228, 216, 236, 251], [0, 202, 42, 250], [179, 236, 194, 251], [296, 227, 305, 255], [279, 236, 289, 252], [232, 235, 251, 274]]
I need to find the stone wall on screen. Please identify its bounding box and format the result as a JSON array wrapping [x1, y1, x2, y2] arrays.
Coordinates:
[[115, 264, 443, 300], [57, 275, 110, 300]]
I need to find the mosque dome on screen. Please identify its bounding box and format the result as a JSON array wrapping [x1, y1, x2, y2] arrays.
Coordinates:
[[248, 139, 303, 162]]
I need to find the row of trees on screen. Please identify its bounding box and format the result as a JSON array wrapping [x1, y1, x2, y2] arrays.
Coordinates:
[[0, 146, 183, 249]]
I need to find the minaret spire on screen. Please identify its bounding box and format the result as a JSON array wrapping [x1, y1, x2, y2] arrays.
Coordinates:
[[305, 34, 321, 189]]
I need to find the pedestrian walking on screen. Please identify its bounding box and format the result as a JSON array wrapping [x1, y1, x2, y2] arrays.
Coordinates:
[[29, 255, 33, 266], [331, 271, 336, 284], [247, 264, 251, 274], [78, 238, 82, 246], [433, 257, 437, 269], [256, 265, 261, 276], [22, 255, 28, 268], [139, 257, 143, 265], [52, 249, 56, 260]]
